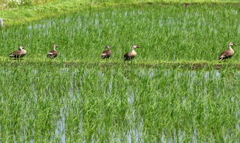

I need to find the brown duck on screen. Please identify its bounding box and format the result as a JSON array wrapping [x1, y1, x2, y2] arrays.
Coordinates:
[[9, 46, 27, 58], [124, 45, 140, 61], [219, 42, 237, 61], [101, 45, 112, 59], [47, 44, 58, 59]]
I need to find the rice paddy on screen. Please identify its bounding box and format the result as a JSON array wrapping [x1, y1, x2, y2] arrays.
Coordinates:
[[0, 2, 240, 142], [2, 3, 240, 63]]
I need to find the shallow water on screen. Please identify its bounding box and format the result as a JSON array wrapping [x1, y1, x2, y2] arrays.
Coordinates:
[[2, 68, 235, 142]]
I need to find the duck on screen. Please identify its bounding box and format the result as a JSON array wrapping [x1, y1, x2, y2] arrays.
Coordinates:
[[9, 46, 27, 58], [124, 45, 140, 61], [47, 44, 58, 59], [101, 45, 112, 59], [218, 42, 237, 61]]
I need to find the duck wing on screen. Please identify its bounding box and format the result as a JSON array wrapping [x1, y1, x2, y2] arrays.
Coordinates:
[[9, 50, 24, 58], [101, 50, 111, 59], [219, 50, 233, 60], [47, 50, 58, 58]]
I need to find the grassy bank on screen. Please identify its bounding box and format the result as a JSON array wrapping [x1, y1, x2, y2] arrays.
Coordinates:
[[1, 59, 240, 70], [1, 0, 240, 26]]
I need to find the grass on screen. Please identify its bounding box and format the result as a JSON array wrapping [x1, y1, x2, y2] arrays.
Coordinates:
[[1, 3, 240, 64], [0, 2, 240, 142], [0, 63, 239, 142], [1, 0, 240, 26]]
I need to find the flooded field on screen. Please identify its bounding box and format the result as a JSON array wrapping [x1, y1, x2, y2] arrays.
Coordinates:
[[0, 3, 240, 142], [0, 63, 239, 142]]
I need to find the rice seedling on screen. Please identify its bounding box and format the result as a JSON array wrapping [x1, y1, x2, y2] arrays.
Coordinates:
[[0, 63, 239, 142], [0, 2, 240, 142], [1, 3, 240, 64]]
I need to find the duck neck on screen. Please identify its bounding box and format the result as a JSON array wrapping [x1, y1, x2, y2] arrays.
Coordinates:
[[228, 45, 233, 50], [131, 48, 137, 54]]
